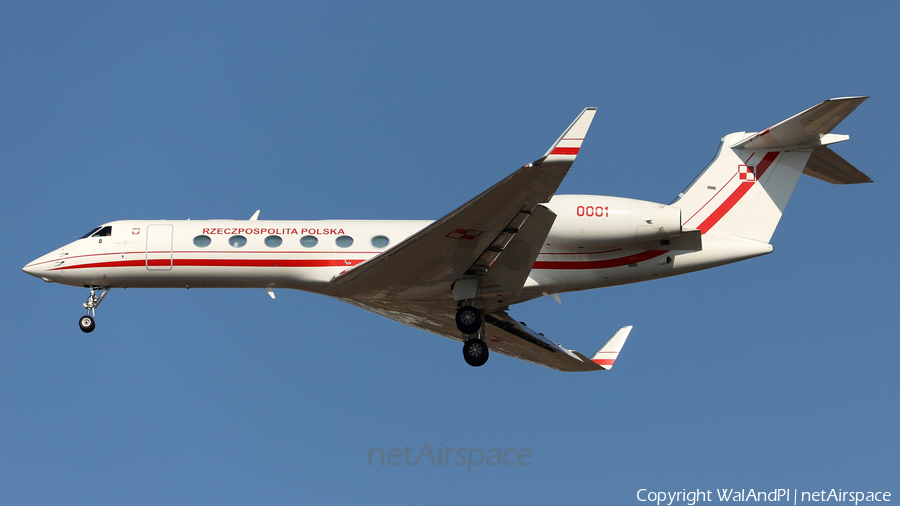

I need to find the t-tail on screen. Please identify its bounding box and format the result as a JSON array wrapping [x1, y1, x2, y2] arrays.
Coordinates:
[[672, 97, 871, 246]]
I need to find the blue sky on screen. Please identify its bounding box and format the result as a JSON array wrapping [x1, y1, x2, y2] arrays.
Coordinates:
[[2, 1, 898, 504]]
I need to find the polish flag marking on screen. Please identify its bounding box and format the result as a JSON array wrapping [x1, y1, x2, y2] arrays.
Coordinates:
[[446, 229, 483, 240], [738, 164, 756, 182]]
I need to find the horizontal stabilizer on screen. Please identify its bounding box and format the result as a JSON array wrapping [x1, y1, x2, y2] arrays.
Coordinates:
[[590, 326, 633, 370], [732, 97, 867, 150], [803, 146, 872, 184]]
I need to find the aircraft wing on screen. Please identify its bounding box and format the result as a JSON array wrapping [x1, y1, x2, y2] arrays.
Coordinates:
[[344, 297, 632, 372], [331, 108, 616, 371], [332, 108, 597, 301]]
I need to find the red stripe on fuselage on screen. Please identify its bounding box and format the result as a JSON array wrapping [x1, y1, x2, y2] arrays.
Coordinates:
[[51, 258, 366, 271], [532, 250, 667, 270]]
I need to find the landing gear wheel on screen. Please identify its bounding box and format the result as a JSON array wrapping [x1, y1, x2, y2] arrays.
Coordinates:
[[79, 315, 95, 333], [455, 306, 482, 335], [462, 338, 489, 367]]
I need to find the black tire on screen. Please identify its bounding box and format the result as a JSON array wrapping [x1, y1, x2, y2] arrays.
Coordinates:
[[79, 315, 95, 333], [462, 338, 489, 367], [455, 306, 482, 335]]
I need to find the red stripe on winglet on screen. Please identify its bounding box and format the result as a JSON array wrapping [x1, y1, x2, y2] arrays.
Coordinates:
[[550, 147, 580, 155], [593, 359, 615, 366]]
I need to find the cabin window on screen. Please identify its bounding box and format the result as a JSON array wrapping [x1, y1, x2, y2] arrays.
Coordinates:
[[370, 235, 390, 248], [300, 235, 318, 248], [264, 235, 282, 248], [335, 235, 354, 248], [229, 235, 247, 248], [193, 235, 212, 248]]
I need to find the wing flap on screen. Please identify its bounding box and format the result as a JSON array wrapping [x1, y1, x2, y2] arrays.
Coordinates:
[[480, 204, 557, 297]]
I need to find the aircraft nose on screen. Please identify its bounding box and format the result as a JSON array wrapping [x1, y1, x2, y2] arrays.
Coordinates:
[[23, 260, 43, 277], [23, 255, 54, 282]]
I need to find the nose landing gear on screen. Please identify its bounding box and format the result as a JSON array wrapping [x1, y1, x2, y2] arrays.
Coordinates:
[[79, 286, 110, 333]]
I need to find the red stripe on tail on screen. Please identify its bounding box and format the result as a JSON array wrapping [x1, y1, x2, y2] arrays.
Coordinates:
[[697, 151, 779, 234]]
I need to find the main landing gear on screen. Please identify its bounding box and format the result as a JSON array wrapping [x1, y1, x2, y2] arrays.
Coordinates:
[[462, 337, 489, 367], [456, 304, 488, 367], [79, 286, 110, 333], [455, 305, 482, 335]]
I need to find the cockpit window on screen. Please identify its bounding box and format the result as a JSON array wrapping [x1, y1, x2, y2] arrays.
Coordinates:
[[80, 227, 103, 239], [92, 226, 112, 237]]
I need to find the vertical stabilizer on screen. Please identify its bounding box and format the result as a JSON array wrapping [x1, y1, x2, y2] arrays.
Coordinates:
[[672, 98, 869, 244]]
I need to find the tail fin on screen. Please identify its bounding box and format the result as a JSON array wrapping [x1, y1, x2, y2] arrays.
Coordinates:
[[673, 97, 871, 244]]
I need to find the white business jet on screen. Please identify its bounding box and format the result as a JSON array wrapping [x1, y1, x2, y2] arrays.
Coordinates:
[[23, 98, 871, 371]]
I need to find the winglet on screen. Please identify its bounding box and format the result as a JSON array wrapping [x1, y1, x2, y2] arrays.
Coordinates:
[[590, 326, 633, 370], [537, 107, 597, 165]]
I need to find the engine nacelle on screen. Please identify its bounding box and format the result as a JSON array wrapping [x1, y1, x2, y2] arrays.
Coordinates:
[[544, 195, 682, 248]]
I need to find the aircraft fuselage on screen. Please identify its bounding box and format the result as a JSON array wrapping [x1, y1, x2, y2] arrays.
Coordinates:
[[22, 195, 769, 304]]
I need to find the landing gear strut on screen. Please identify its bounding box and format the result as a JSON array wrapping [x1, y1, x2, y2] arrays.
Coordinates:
[[79, 286, 110, 333]]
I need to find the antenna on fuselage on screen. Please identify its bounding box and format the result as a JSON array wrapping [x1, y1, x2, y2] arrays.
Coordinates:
[[249, 210, 260, 221]]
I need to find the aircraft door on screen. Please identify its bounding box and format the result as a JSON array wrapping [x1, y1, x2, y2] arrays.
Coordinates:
[[146, 224, 174, 271]]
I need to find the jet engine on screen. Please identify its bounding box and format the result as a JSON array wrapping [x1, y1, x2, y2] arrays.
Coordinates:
[[544, 195, 682, 248]]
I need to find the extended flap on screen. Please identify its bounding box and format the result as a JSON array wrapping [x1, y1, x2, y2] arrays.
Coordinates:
[[483, 205, 557, 297]]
